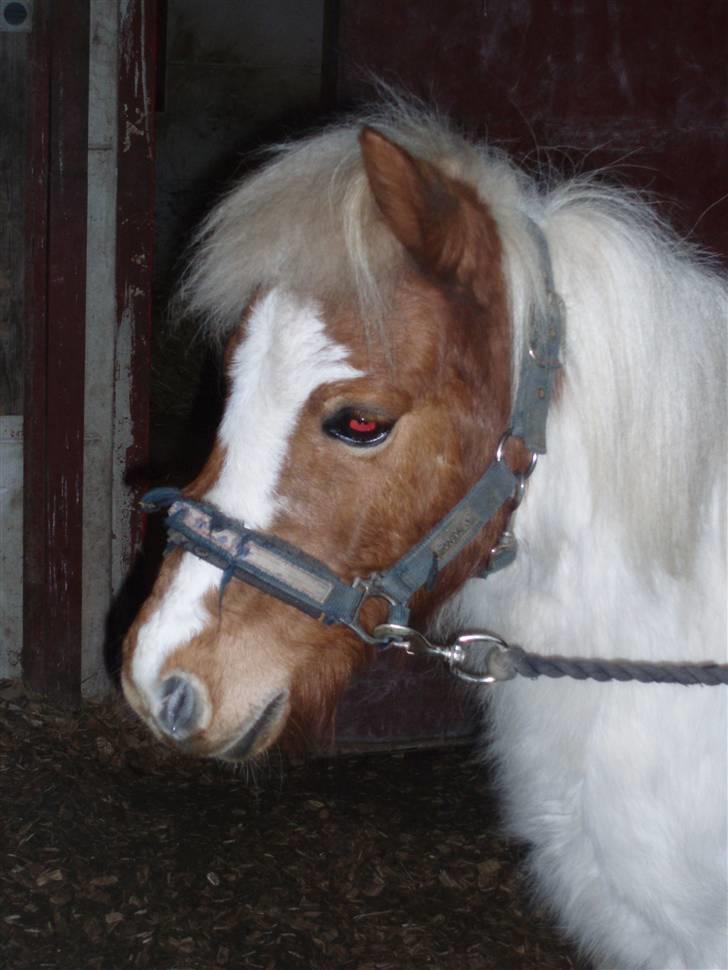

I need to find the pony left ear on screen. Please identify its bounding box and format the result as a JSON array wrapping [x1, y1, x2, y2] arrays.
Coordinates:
[[359, 127, 498, 288]]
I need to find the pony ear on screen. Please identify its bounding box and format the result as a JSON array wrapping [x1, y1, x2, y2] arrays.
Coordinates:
[[359, 126, 496, 287]]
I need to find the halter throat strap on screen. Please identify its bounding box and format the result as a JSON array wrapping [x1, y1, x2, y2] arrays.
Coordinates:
[[143, 217, 563, 644]]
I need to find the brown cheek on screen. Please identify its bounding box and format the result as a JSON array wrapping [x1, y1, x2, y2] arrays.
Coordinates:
[[278, 624, 372, 754]]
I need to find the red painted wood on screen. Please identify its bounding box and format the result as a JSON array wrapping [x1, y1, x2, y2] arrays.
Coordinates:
[[23, 1, 90, 701], [116, 0, 158, 563], [331, 0, 727, 746], [22, 3, 50, 691], [337, 0, 728, 258]]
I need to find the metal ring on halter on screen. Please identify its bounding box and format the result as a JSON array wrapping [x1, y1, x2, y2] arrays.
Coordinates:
[[349, 579, 404, 645], [495, 430, 538, 479], [509, 475, 527, 510]]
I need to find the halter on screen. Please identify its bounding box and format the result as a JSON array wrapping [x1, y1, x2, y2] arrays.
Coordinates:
[[143, 219, 563, 650]]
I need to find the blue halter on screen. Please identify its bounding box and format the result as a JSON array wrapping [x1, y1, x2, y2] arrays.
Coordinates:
[[142, 220, 563, 646]]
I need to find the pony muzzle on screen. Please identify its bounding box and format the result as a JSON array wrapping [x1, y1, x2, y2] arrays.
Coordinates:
[[151, 674, 288, 760]]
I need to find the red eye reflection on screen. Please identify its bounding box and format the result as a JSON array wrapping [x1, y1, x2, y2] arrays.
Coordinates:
[[348, 416, 378, 434], [323, 408, 394, 447]]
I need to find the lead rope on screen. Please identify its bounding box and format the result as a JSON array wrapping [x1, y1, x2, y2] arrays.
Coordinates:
[[374, 624, 728, 686]]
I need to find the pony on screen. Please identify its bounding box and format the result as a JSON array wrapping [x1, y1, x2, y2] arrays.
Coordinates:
[[122, 100, 728, 969]]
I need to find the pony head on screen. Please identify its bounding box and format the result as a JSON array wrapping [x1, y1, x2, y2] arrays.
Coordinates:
[[122, 114, 536, 760]]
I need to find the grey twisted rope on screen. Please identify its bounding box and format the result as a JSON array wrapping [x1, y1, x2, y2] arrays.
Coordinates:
[[501, 647, 728, 685]]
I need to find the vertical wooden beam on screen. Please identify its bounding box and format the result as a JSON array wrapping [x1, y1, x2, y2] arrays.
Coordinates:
[[111, 0, 157, 636], [81, 0, 120, 694], [21, 1, 48, 695], [23, 1, 90, 701]]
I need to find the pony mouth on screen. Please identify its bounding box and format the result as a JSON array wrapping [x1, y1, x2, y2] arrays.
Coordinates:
[[215, 692, 289, 762]]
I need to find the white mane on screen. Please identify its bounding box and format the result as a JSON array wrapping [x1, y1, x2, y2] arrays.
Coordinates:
[[539, 185, 727, 575], [179, 99, 727, 577]]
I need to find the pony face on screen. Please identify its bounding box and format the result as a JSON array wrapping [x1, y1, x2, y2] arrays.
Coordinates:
[[122, 129, 514, 760]]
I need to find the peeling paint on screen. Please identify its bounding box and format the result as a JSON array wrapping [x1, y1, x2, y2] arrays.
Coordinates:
[[111, 294, 135, 586], [120, 0, 152, 155], [122, 106, 146, 153]]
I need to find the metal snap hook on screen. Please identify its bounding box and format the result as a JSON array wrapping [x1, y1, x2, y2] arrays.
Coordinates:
[[371, 624, 456, 662], [372, 623, 432, 655]]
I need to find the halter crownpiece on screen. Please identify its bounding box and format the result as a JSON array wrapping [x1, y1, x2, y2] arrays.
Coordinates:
[[142, 217, 562, 649]]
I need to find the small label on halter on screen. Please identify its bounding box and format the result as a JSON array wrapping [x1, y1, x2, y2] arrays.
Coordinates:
[[430, 507, 481, 562], [241, 541, 335, 605]]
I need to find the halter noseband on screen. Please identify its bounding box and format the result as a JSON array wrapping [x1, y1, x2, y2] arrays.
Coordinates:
[[143, 219, 563, 647]]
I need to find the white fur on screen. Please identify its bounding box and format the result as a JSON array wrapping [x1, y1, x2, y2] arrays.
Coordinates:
[[132, 290, 361, 701], [207, 288, 361, 525], [448, 195, 728, 968], [132, 553, 221, 711]]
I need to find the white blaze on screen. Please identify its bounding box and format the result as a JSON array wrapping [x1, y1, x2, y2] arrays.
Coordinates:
[[132, 289, 361, 700]]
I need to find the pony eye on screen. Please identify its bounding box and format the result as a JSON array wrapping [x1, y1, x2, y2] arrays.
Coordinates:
[[323, 409, 393, 447]]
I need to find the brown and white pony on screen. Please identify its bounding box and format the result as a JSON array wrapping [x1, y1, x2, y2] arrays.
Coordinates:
[[122, 103, 727, 970]]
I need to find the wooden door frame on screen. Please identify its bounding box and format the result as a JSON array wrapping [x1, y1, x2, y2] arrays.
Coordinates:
[[22, 0, 157, 701], [23, 0, 90, 700]]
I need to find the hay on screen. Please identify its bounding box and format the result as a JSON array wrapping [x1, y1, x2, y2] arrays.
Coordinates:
[[0, 681, 588, 969]]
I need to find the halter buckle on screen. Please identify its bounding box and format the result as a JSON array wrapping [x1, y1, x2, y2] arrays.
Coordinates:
[[349, 578, 410, 645]]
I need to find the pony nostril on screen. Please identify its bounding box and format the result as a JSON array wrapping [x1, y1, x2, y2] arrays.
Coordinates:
[[157, 675, 201, 740]]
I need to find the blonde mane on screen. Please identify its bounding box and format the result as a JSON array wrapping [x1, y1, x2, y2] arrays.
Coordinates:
[[176, 99, 539, 340]]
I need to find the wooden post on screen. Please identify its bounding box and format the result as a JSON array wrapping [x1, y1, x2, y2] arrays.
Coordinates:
[[109, 0, 158, 662], [23, 1, 90, 701]]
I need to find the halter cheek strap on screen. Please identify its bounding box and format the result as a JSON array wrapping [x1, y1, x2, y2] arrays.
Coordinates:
[[511, 226, 563, 453], [142, 217, 563, 646]]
